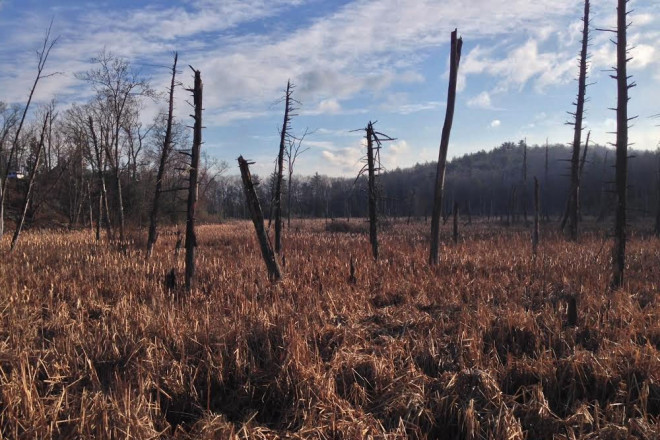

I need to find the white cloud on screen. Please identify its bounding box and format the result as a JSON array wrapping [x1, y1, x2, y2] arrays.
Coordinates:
[[490, 119, 501, 128], [317, 98, 341, 114], [467, 91, 493, 109]]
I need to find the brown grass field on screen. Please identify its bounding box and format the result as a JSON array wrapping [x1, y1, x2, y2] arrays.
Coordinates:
[[0, 219, 658, 439]]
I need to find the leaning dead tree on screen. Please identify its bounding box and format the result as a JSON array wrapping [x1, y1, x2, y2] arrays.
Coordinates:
[[184, 67, 203, 291], [605, 0, 635, 288], [238, 156, 281, 280], [274, 80, 298, 254], [430, 29, 462, 265], [0, 23, 57, 237], [10, 112, 49, 251], [565, 0, 591, 241], [147, 52, 178, 258], [355, 122, 394, 261]]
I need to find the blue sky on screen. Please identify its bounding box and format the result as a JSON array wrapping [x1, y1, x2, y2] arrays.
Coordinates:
[[0, 0, 658, 177]]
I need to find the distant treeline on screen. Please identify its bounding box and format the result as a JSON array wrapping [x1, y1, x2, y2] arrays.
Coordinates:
[[216, 142, 660, 223]]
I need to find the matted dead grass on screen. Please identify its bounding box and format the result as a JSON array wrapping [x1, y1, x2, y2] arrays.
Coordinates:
[[0, 219, 658, 439]]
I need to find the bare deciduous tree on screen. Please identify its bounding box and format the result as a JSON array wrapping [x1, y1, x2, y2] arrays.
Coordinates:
[[0, 23, 58, 237], [77, 49, 154, 243]]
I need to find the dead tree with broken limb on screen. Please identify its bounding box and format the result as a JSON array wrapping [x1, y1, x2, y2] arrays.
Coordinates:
[[430, 29, 462, 266], [601, 0, 635, 288], [184, 67, 203, 291], [565, 0, 591, 241], [355, 122, 394, 261], [238, 156, 281, 281], [147, 52, 178, 258], [10, 111, 49, 252], [274, 80, 299, 255]]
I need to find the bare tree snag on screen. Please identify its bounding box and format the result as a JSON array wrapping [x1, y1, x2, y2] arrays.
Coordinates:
[[533, 177, 540, 255], [566, 0, 591, 241], [238, 156, 281, 281], [655, 150, 660, 237], [0, 23, 57, 237], [611, 0, 633, 289], [366, 122, 379, 260], [275, 80, 296, 254], [10, 112, 49, 251], [430, 29, 462, 265], [185, 67, 202, 291], [147, 52, 178, 258], [544, 138, 550, 222], [354, 122, 393, 261]]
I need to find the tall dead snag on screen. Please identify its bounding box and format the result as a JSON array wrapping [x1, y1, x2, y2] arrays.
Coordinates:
[[238, 156, 281, 280], [566, 0, 591, 241], [430, 29, 462, 265], [10, 112, 49, 252], [185, 67, 202, 291], [356, 122, 394, 261], [533, 177, 540, 255], [147, 52, 178, 258], [655, 149, 660, 237], [366, 123, 379, 260], [610, 0, 635, 288], [275, 80, 297, 254]]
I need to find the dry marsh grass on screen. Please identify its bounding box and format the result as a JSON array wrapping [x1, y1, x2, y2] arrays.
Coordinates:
[[0, 220, 658, 439]]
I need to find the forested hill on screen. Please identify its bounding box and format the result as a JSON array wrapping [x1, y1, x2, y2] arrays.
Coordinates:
[[215, 142, 660, 222]]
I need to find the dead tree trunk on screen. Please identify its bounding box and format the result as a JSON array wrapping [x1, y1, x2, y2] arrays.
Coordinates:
[[430, 29, 462, 265], [655, 153, 660, 237], [533, 177, 540, 255], [275, 81, 294, 254], [544, 138, 550, 221], [522, 140, 528, 225], [147, 52, 178, 258], [567, 0, 590, 241], [366, 122, 379, 260], [238, 156, 281, 280], [185, 67, 202, 291], [452, 201, 459, 244], [10, 112, 49, 252], [611, 0, 632, 289]]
